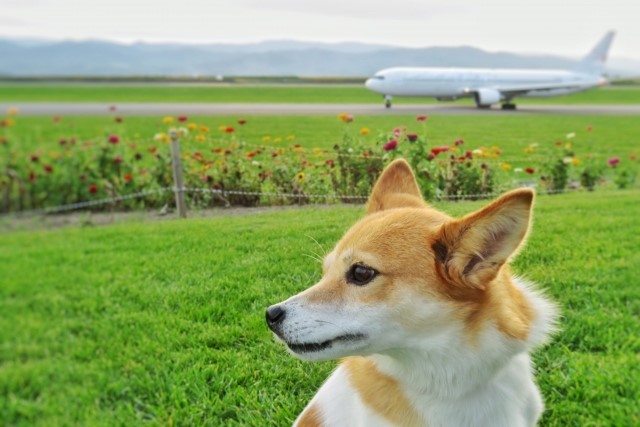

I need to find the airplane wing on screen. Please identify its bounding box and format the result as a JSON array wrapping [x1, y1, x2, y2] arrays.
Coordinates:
[[489, 80, 602, 96]]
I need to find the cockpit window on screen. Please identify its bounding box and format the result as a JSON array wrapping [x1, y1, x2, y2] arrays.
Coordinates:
[[372, 75, 385, 80]]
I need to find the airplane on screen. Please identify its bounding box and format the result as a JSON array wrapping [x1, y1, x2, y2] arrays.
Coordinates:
[[365, 31, 615, 110]]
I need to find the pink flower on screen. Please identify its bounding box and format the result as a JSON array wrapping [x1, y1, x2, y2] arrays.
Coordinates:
[[383, 140, 398, 151], [608, 157, 620, 167], [109, 105, 117, 112], [416, 115, 428, 122], [108, 135, 119, 144], [407, 133, 418, 142]]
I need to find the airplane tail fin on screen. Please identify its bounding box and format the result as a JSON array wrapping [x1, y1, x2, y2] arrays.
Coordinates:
[[574, 31, 615, 75]]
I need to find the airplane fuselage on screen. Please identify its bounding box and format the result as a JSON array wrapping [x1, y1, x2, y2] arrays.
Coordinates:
[[365, 67, 603, 100]]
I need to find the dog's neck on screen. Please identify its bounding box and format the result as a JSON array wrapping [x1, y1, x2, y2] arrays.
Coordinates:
[[371, 280, 556, 400]]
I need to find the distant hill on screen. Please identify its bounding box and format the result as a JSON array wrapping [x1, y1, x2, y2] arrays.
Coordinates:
[[0, 38, 638, 77]]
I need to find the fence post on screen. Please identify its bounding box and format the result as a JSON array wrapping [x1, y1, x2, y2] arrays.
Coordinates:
[[169, 129, 187, 218]]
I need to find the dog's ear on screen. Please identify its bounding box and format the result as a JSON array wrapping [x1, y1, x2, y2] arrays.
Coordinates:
[[367, 159, 424, 214], [432, 189, 534, 290]]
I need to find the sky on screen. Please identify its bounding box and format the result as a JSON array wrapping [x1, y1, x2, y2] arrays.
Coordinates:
[[1, 0, 639, 60]]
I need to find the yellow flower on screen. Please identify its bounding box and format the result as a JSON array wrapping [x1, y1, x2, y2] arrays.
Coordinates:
[[274, 137, 282, 143], [450, 146, 459, 153], [218, 125, 228, 132], [286, 135, 296, 141], [572, 157, 581, 166], [153, 132, 169, 143], [6, 107, 18, 116], [162, 116, 174, 124], [566, 132, 576, 139], [337, 113, 348, 121], [500, 162, 512, 171], [565, 143, 572, 150], [196, 135, 206, 142], [262, 136, 272, 142], [524, 146, 534, 154], [360, 127, 370, 135], [187, 123, 198, 130], [49, 151, 61, 160], [200, 126, 210, 133], [296, 172, 305, 182]]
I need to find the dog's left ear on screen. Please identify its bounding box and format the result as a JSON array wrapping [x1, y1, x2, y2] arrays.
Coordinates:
[[433, 189, 534, 290], [367, 159, 424, 214]]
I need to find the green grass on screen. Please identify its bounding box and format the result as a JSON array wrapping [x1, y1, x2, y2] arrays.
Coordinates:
[[1, 189, 639, 426], [5, 115, 640, 165], [1, 84, 640, 104]]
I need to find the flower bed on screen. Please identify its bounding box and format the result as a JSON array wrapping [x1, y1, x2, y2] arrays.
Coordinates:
[[0, 110, 637, 214]]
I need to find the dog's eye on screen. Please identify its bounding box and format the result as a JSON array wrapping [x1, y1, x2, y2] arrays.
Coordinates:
[[347, 264, 378, 286]]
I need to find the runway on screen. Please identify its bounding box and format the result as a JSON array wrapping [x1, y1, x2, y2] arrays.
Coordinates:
[[3, 102, 640, 116]]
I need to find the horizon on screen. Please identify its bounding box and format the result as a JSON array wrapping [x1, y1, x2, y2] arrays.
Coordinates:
[[2, 0, 639, 61]]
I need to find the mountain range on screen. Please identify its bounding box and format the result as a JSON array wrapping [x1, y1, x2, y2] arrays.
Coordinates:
[[1, 38, 638, 78]]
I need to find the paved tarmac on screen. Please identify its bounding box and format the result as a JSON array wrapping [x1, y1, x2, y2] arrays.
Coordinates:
[[2, 102, 640, 116]]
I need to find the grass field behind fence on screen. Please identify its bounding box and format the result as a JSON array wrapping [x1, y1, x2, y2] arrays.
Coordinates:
[[6, 114, 640, 164], [1, 190, 639, 426], [1, 84, 640, 104]]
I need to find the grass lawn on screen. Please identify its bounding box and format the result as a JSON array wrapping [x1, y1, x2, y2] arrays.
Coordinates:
[[1, 189, 639, 426], [1, 84, 640, 104]]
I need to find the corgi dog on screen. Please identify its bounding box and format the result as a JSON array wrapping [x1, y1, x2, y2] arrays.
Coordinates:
[[266, 159, 558, 427]]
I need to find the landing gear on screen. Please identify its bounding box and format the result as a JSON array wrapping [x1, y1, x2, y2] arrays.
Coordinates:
[[384, 95, 392, 109], [501, 102, 517, 110]]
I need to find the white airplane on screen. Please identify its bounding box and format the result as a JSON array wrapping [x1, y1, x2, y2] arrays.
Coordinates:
[[365, 31, 615, 110]]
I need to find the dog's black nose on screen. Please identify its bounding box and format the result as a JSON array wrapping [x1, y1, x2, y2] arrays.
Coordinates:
[[266, 305, 286, 326]]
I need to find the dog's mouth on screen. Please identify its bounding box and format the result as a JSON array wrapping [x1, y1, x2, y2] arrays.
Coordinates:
[[286, 333, 367, 354]]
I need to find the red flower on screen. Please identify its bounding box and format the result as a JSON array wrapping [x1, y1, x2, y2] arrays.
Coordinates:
[[134, 152, 142, 160], [28, 171, 37, 182], [178, 116, 188, 122], [124, 174, 133, 183], [554, 141, 562, 146], [271, 152, 279, 158], [108, 135, 119, 144], [383, 140, 398, 151], [115, 116, 123, 123], [88, 184, 98, 194], [465, 150, 473, 159], [0, 137, 7, 145], [224, 149, 233, 155], [430, 146, 450, 157], [147, 146, 157, 153], [525, 167, 535, 174], [608, 157, 620, 167], [58, 139, 67, 146], [30, 155, 39, 163], [407, 133, 418, 142], [52, 116, 62, 123], [237, 119, 247, 125], [454, 139, 464, 146], [325, 159, 335, 167], [114, 156, 122, 164], [245, 151, 257, 159], [416, 115, 428, 122], [43, 164, 53, 174], [212, 183, 222, 190], [587, 125, 593, 132], [225, 126, 235, 133]]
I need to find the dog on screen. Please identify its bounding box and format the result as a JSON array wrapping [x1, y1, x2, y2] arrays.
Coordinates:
[[266, 159, 558, 427]]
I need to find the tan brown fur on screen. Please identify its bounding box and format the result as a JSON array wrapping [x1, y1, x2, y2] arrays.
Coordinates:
[[343, 356, 423, 427], [297, 404, 323, 427]]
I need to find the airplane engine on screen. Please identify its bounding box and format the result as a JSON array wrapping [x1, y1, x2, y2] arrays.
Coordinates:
[[474, 88, 502, 107]]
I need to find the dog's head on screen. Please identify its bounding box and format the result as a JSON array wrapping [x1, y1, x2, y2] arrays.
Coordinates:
[[266, 159, 535, 362]]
